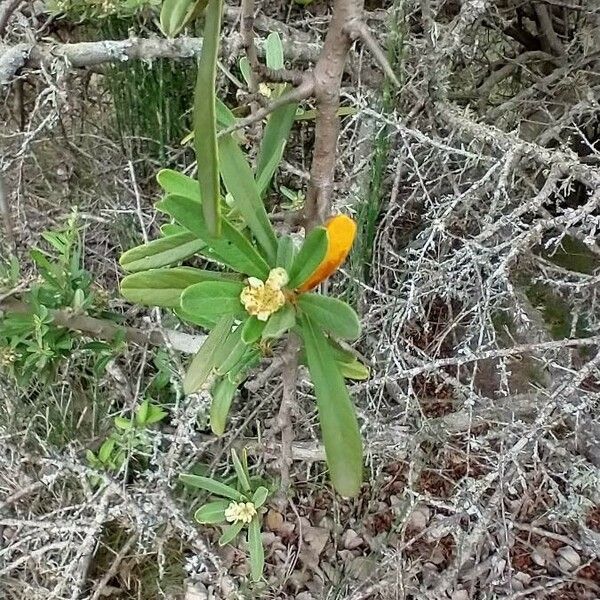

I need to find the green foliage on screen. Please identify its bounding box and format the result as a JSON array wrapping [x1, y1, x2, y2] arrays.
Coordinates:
[[180, 449, 268, 581], [49, 0, 159, 19], [194, 0, 223, 236], [160, 0, 207, 36], [287, 227, 328, 288], [119, 40, 367, 497], [86, 399, 168, 484], [0, 213, 118, 386], [298, 293, 361, 340], [299, 314, 363, 497]]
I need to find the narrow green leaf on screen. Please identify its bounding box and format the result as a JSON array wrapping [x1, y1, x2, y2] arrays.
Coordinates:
[[231, 448, 252, 491], [219, 521, 245, 546], [183, 315, 234, 394], [299, 314, 363, 497], [339, 358, 370, 380], [261, 303, 295, 340], [194, 500, 229, 524], [114, 416, 132, 430], [210, 376, 237, 435], [216, 97, 237, 128], [298, 293, 361, 340], [175, 306, 217, 330], [238, 57, 251, 87], [194, 0, 223, 236], [157, 169, 200, 200], [248, 516, 264, 582], [160, 0, 188, 36], [252, 486, 269, 508], [256, 98, 297, 194], [288, 227, 328, 288], [218, 134, 278, 262], [119, 232, 205, 273], [216, 327, 247, 375], [241, 316, 266, 344], [180, 97, 237, 145], [180, 473, 244, 501], [157, 194, 270, 278], [180, 281, 245, 325], [121, 267, 238, 309], [98, 438, 116, 463], [136, 399, 149, 425], [226, 347, 261, 383], [145, 404, 168, 424], [265, 32, 284, 70], [160, 223, 187, 236], [276, 235, 296, 271]]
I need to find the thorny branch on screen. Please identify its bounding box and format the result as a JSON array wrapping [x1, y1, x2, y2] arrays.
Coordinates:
[[3, 0, 600, 597]]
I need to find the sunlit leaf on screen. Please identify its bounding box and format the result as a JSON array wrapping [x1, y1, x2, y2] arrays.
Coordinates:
[[180, 281, 245, 324], [231, 448, 252, 491], [265, 32, 284, 70], [252, 486, 269, 508], [299, 314, 363, 497], [157, 169, 200, 200]]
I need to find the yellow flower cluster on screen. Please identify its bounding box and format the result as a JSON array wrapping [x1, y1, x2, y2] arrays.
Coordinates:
[[224, 501, 257, 524], [0, 347, 17, 367], [240, 268, 289, 322]]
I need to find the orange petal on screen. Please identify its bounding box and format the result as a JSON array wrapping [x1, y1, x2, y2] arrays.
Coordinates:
[[297, 214, 357, 292]]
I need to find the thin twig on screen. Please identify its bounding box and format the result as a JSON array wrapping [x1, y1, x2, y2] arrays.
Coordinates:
[[216, 76, 314, 138], [276, 335, 300, 495], [345, 19, 400, 87], [87, 533, 139, 600]]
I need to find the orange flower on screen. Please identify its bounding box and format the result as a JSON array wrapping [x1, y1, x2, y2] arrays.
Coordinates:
[[297, 214, 357, 292]]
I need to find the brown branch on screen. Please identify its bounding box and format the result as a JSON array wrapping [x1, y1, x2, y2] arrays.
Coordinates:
[[0, 173, 15, 251], [1, 300, 205, 354], [0, 0, 22, 37], [276, 335, 300, 495], [534, 3, 566, 56], [345, 19, 400, 87], [216, 76, 314, 138], [240, 0, 260, 91], [305, 0, 365, 230]]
